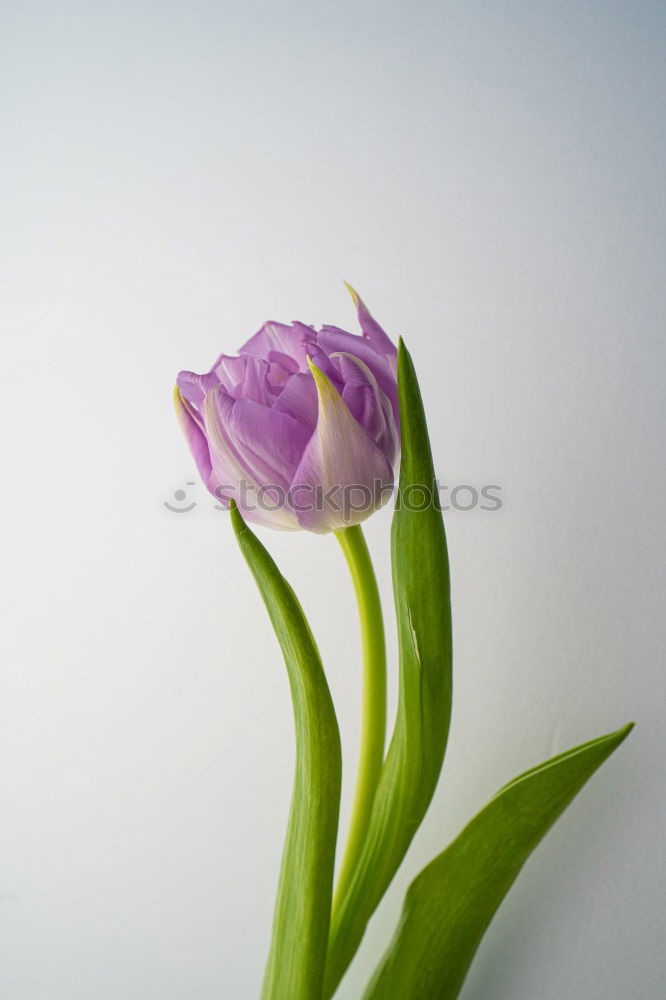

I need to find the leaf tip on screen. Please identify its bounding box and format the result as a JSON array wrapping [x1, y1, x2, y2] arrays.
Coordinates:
[[615, 721, 635, 742], [591, 720, 635, 762]]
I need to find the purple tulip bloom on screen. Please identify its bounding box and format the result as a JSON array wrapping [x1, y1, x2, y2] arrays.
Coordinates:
[[174, 287, 399, 532]]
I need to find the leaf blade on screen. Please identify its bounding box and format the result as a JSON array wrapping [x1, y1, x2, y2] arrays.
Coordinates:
[[362, 723, 633, 1000], [230, 503, 342, 1000]]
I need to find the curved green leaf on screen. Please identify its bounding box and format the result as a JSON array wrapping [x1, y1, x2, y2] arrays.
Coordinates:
[[325, 339, 453, 995], [362, 723, 633, 1000], [230, 502, 342, 1000]]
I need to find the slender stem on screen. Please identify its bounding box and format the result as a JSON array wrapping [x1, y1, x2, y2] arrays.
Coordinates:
[[332, 524, 387, 914]]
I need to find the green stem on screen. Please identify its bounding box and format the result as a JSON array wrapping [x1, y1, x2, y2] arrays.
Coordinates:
[[332, 524, 387, 916]]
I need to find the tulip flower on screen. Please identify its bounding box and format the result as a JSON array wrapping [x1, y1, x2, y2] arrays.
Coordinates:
[[170, 293, 633, 1000], [174, 286, 399, 532]]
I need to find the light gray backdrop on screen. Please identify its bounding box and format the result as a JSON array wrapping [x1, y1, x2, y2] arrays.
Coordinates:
[[1, 1, 664, 998]]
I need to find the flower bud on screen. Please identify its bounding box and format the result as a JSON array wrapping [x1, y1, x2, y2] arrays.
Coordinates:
[[174, 288, 399, 532]]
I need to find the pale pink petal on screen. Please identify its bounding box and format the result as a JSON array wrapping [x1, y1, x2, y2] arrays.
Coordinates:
[[240, 322, 310, 371], [290, 362, 393, 533], [335, 352, 400, 468], [174, 387, 213, 484], [203, 386, 300, 530]]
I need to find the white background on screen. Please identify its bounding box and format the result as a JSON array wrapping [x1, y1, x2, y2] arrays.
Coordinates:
[[1, 1, 664, 997]]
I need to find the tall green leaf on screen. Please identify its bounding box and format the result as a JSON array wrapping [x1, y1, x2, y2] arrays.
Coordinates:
[[230, 502, 342, 1000], [325, 339, 453, 995], [362, 723, 633, 1000]]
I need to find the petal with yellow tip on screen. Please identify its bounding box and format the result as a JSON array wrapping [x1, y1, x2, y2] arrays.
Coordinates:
[[290, 360, 393, 533], [174, 386, 213, 485], [344, 282, 397, 357]]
